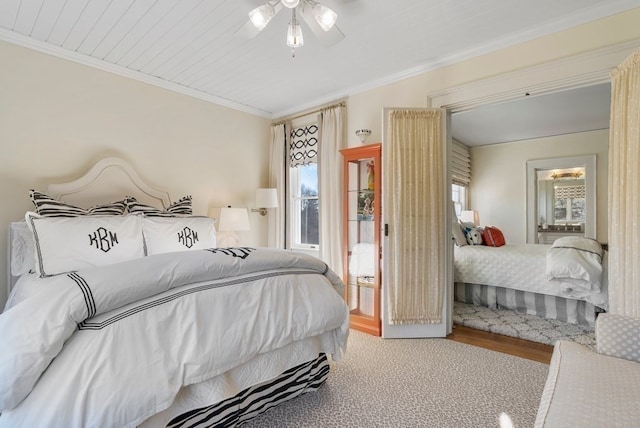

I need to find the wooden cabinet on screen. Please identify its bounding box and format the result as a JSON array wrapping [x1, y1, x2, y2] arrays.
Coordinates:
[[340, 143, 381, 336]]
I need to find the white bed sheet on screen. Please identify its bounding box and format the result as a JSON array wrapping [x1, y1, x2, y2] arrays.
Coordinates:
[[454, 244, 608, 309]]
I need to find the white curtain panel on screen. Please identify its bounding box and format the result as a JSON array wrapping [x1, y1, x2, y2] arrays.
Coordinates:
[[318, 105, 346, 275], [387, 109, 445, 324], [268, 123, 287, 249], [608, 47, 640, 318]]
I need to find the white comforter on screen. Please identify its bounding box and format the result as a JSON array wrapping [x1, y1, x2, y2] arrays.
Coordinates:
[[0, 247, 349, 427], [453, 244, 608, 309], [546, 236, 604, 292]]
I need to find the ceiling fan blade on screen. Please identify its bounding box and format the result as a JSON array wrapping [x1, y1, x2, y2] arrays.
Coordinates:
[[299, 4, 345, 47]]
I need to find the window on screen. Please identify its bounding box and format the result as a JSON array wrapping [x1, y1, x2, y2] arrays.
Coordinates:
[[290, 164, 319, 248], [553, 183, 586, 223], [288, 122, 319, 250], [452, 184, 467, 218], [451, 140, 470, 219]]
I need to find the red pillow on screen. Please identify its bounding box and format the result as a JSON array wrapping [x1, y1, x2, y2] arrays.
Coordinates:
[[483, 226, 505, 247]]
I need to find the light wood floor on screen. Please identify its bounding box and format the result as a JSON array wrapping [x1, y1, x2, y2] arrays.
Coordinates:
[[447, 324, 553, 364]]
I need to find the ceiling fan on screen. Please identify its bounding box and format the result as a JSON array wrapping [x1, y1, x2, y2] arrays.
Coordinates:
[[239, 0, 345, 56]]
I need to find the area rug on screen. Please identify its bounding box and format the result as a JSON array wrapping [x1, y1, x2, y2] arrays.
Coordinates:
[[242, 330, 548, 428], [453, 301, 596, 348]]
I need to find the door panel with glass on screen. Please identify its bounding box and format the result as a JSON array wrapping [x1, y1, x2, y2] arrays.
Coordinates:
[[341, 143, 381, 336]]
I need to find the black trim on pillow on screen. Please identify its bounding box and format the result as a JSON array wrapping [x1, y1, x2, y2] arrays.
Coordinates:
[[29, 190, 127, 217]]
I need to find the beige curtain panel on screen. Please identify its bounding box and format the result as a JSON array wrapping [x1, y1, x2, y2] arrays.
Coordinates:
[[268, 123, 287, 249], [318, 105, 346, 276], [387, 109, 445, 324], [608, 47, 640, 318]]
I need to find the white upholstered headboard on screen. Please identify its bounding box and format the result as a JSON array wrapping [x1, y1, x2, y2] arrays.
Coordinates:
[[46, 157, 171, 209], [7, 157, 172, 294]]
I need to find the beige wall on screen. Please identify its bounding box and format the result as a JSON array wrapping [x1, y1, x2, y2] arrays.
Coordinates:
[[468, 129, 609, 245], [0, 41, 271, 307], [346, 8, 640, 146]]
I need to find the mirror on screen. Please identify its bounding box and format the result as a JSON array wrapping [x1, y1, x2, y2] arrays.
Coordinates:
[[526, 155, 596, 243]]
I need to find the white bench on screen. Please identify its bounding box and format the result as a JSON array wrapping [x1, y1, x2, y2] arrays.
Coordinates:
[[535, 313, 640, 427]]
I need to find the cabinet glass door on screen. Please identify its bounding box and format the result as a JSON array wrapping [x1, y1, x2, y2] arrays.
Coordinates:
[[341, 144, 381, 336]]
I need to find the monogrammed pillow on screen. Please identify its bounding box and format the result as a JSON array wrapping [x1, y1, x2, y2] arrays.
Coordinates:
[[25, 212, 145, 277], [142, 217, 217, 255]]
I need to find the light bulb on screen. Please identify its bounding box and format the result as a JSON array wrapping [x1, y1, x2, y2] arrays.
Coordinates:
[[281, 0, 300, 8]]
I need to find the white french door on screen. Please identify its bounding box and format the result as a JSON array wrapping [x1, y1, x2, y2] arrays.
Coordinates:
[[381, 107, 453, 338]]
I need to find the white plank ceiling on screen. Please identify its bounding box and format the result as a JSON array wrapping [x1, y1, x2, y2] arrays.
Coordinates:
[[0, 0, 638, 119]]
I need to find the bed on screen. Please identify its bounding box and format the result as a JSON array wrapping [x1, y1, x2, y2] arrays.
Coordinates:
[[453, 242, 607, 327], [0, 157, 349, 428]]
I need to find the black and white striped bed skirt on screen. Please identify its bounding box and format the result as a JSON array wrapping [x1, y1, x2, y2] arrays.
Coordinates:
[[166, 353, 329, 428], [454, 282, 603, 327]]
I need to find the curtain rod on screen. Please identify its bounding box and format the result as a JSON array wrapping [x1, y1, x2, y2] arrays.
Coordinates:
[[272, 101, 346, 126]]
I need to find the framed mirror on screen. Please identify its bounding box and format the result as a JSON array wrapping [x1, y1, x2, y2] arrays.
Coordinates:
[[526, 155, 596, 244]]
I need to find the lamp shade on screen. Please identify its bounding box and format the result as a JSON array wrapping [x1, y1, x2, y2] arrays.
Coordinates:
[[286, 21, 303, 47], [312, 3, 337, 31], [256, 188, 279, 208], [460, 210, 479, 225], [218, 207, 250, 232], [249, 4, 275, 31]]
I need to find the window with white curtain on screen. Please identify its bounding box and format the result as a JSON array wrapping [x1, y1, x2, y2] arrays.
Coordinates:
[[288, 122, 319, 249], [553, 183, 586, 223]]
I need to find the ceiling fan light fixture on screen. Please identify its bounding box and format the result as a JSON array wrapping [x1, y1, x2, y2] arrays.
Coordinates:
[[249, 4, 276, 31], [312, 3, 337, 31], [281, 0, 301, 8]]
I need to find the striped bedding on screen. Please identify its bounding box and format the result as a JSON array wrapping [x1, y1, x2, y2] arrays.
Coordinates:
[[454, 282, 600, 326], [166, 354, 329, 428]]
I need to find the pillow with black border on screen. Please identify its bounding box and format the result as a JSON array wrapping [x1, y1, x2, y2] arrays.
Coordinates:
[[25, 212, 145, 277], [30, 189, 127, 217], [142, 216, 217, 255], [126, 195, 192, 217]]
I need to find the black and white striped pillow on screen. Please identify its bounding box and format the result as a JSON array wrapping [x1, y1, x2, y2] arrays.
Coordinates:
[[126, 195, 192, 217], [29, 190, 127, 217]]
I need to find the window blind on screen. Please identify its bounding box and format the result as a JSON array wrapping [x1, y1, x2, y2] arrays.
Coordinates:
[[554, 185, 585, 199], [451, 140, 471, 187], [289, 123, 318, 167]]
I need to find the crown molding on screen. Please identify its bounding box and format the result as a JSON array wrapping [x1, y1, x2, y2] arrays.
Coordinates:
[[2, 0, 638, 120], [427, 37, 640, 111], [0, 28, 273, 119], [274, 0, 640, 117]]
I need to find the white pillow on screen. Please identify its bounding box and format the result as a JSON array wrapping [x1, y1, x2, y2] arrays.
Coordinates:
[[25, 212, 145, 277], [461, 223, 484, 245], [142, 216, 217, 255], [546, 236, 604, 292], [10, 222, 37, 276], [452, 221, 468, 247]]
